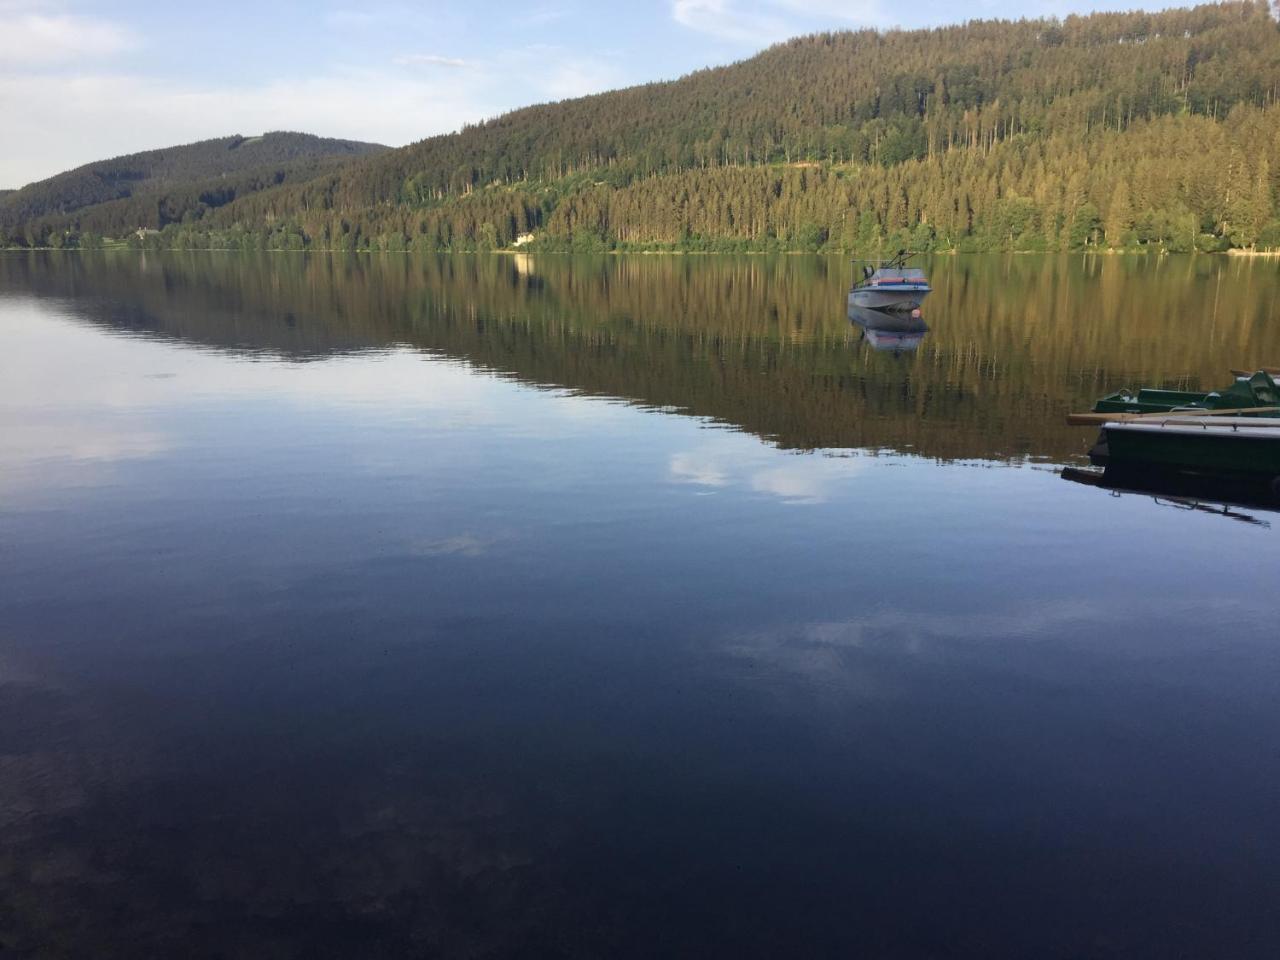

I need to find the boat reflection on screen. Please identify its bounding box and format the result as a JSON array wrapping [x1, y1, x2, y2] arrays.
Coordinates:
[[1061, 464, 1280, 526], [848, 304, 929, 355]]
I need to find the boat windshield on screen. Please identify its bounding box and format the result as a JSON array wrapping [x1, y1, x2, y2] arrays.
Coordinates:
[[871, 268, 927, 282]]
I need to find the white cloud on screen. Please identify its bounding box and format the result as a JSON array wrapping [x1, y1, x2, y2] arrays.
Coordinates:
[[718, 601, 1105, 707], [516, 5, 568, 26], [669, 438, 868, 504], [0, 40, 636, 187], [774, 0, 886, 24], [542, 56, 624, 100], [0, 68, 498, 187], [749, 463, 843, 504], [670, 450, 731, 488], [671, 0, 886, 45], [671, 0, 794, 45], [404, 534, 503, 557], [0, 12, 137, 65], [393, 53, 470, 68], [0, 419, 169, 466], [323, 7, 381, 28], [716, 591, 1269, 708]]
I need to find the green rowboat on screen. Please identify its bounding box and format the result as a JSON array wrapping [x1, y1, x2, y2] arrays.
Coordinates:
[[1092, 370, 1280, 415]]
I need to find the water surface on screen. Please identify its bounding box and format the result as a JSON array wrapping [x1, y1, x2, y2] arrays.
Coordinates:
[[2, 252, 1279, 958]]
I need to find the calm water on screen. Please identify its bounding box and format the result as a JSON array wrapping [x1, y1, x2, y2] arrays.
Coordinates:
[[2, 251, 1279, 959]]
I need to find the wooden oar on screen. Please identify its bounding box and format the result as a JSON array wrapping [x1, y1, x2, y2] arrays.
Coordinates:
[[1067, 406, 1280, 426]]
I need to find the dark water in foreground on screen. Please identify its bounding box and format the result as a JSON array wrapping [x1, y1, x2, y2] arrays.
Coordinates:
[[2, 251, 1279, 958]]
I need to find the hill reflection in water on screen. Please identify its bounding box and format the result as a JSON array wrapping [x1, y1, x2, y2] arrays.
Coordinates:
[[3, 250, 1279, 465]]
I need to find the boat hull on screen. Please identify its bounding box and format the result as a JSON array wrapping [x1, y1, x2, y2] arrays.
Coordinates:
[[847, 304, 928, 352], [1094, 418, 1280, 480], [863, 328, 925, 352], [848, 286, 931, 312]]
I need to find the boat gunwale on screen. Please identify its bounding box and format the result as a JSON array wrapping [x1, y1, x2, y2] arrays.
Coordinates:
[[1103, 416, 1280, 436]]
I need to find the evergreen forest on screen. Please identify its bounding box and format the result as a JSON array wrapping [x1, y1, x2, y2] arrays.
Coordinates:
[[0, 133, 387, 247], [7, 2, 1280, 254]]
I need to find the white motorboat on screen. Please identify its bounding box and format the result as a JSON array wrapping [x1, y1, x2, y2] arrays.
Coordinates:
[[848, 252, 932, 312]]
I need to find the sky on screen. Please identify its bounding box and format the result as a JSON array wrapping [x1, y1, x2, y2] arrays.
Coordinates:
[[2, 0, 1185, 189]]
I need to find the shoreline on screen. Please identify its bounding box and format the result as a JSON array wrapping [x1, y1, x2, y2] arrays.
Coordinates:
[[2, 245, 1270, 257]]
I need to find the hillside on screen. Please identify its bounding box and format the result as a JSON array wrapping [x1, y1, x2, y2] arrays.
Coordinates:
[[10, 2, 1280, 253], [0, 132, 387, 245]]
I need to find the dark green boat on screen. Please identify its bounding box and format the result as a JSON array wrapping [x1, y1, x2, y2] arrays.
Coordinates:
[[1089, 416, 1280, 489], [1092, 370, 1280, 415]]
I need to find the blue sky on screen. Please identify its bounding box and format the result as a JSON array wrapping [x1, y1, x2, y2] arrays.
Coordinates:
[[3, 0, 1185, 188]]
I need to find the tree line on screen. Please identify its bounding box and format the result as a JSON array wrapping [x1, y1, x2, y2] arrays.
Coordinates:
[[8, 2, 1280, 253]]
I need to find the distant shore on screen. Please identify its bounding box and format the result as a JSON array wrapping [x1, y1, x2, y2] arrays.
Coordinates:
[[5, 245, 1278, 257]]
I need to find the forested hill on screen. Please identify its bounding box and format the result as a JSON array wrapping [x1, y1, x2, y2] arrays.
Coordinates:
[[0, 132, 387, 244], [12, 2, 1280, 253]]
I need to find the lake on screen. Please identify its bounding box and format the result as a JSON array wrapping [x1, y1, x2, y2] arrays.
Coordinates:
[[2, 251, 1279, 959]]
